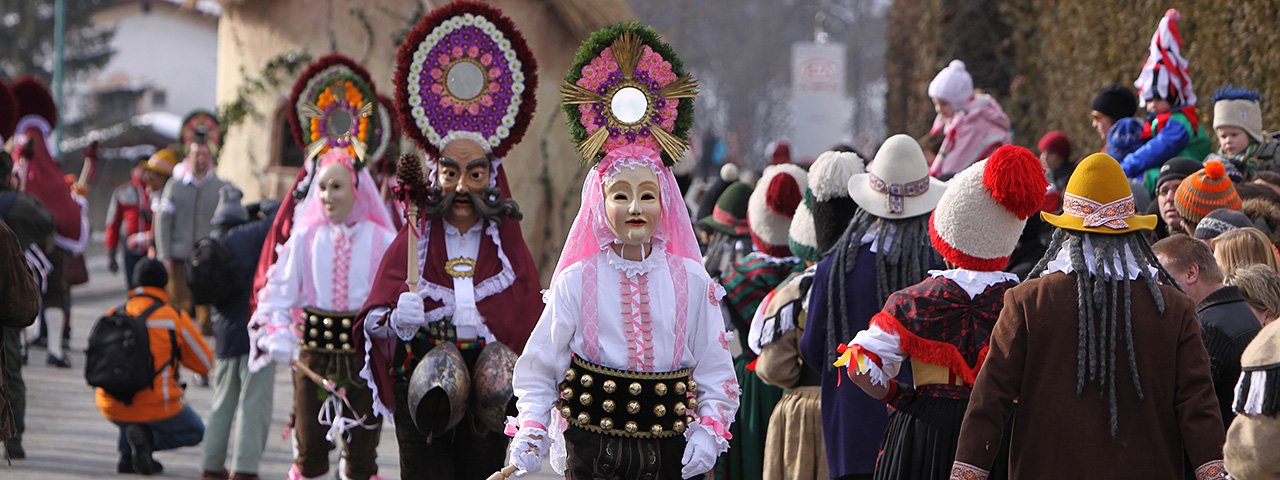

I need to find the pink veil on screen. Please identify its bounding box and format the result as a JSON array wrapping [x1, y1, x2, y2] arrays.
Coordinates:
[[294, 149, 396, 232], [551, 145, 701, 286]]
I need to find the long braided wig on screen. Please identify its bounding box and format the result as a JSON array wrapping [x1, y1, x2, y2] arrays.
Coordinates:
[[823, 209, 940, 367], [1026, 228, 1179, 435]]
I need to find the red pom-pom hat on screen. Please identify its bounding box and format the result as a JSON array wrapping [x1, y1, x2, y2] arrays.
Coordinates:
[[749, 164, 808, 257], [929, 145, 1049, 271]]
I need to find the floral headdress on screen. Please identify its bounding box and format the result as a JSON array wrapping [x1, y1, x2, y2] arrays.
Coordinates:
[[180, 110, 222, 157], [393, 0, 538, 160], [287, 53, 384, 198], [562, 22, 697, 166], [551, 23, 702, 284]]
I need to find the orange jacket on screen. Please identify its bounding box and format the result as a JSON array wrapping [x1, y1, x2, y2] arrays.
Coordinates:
[[95, 286, 213, 423]]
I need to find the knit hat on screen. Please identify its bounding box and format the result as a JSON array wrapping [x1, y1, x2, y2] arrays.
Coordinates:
[[1042, 153, 1158, 234], [930, 145, 1048, 271], [132, 258, 169, 289], [928, 59, 973, 109], [769, 142, 791, 165], [1193, 208, 1253, 240], [1176, 160, 1242, 231], [848, 134, 947, 220], [144, 148, 178, 177], [694, 163, 741, 226], [1037, 131, 1071, 159], [212, 185, 249, 227], [787, 190, 821, 262], [1155, 156, 1202, 190], [0, 81, 16, 143], [1106, 117, 1146, 159], [699, 181, 752, 237], [1134, 9, 1196, 108], [1213, 86, 1265, 143], [809, 150, 865, 252], [748, 164, 808, 257], [1092, 84, 1139, 121]]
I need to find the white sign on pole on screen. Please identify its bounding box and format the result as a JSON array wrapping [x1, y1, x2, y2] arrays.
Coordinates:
[[791, 42, 851, 164]]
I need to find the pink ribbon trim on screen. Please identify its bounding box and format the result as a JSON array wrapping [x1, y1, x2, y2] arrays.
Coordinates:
[[1062, 192, 1135, 229]]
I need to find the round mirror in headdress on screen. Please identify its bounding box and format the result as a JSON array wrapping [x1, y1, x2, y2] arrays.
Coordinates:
[[394, 2, 538, 160], [561, 24, 698, 166], [288, 53, 381, 170], [446, 61, 486, 100], [180, 110, 223, 156], [610, 87, 648, 125]]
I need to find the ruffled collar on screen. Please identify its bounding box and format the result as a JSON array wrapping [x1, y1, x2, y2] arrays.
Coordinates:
[[1043, 236, 1157, 280], [604, 243, 668, 278], [929, 268, 1019, 299]]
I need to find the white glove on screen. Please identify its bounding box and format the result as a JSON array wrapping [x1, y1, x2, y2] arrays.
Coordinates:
[[390, 292, 426, 341], [681, 424, 718, 479], [265, 330, 297, 364], [509, 426, 546, 477]]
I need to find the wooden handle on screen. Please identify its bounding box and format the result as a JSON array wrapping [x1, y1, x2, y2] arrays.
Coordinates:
[[486, 465, 518, 480], [290, 359, 329, 391], [406, 203, 420, 292]]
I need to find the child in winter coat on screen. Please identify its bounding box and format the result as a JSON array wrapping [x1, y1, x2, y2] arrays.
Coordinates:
[[1120, 9, 1211, 194], [1209, 86, 1279, 181]]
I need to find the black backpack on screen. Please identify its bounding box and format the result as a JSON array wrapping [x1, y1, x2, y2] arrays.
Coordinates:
[[84, 295, 176, 405], [187, 236, 236, 304]]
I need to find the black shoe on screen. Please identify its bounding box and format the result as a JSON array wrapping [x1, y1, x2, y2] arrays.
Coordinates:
[[46, 353, 71, 369], [125, 425, 154, 475], [5, 439, 24, 459], [117, 454, 163, 475]]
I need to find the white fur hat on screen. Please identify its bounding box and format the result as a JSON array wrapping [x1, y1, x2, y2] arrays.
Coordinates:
[[929, 145, 1047, 271], [848, 134, 946, 220], [749, 164, 808, 257], [928, 59, 973, 109], [809, 150, 865, 202], [787, 195, 820, 262]]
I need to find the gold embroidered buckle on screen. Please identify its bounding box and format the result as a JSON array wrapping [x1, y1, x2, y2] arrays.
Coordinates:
[[445, 257, 477, 278]]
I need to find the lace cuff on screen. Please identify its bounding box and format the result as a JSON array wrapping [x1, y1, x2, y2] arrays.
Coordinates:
[[687, 417, 731, 454]]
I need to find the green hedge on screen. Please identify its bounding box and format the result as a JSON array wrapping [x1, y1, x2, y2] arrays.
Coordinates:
[[887, 0, 1280, 156]]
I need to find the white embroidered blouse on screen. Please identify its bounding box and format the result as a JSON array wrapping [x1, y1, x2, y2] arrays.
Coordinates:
[[512, 247, 740, 467]]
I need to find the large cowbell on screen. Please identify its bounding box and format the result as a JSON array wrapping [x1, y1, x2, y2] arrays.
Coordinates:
[[408, 342, 470, 437], [470, 342, 519, 434]]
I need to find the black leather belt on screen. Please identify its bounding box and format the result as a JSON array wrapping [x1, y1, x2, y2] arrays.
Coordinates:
[[300, 307, 357, 353], [558, 355, 697, 439]]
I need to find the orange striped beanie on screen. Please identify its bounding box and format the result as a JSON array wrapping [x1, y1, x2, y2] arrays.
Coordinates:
[[1175, 159, 1242, 231]]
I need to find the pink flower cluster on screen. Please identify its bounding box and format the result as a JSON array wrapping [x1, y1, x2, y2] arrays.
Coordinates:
[[574, 44, 682, 155]]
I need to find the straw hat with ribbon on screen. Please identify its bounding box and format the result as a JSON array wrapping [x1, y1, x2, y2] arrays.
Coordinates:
[[1041, 153, 1158, 234]]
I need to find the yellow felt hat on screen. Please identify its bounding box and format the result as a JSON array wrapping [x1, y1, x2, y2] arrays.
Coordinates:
[[144, 148, 178, 177], [1041, 153, 1157, 234]]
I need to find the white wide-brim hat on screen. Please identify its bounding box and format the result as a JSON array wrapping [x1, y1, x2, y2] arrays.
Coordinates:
[[848, 134, 946, 219]]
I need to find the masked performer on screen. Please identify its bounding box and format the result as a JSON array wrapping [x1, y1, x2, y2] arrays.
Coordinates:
[[800, 134, 947, 479], [830, 145, 1046, 480], [505, 23, 738, 480], [9, 76, 89, 368], [353, 3, 545, 479], [950, 153, 1226, 479], [248, 54, 396, 480], [750, 149, 863, 480]]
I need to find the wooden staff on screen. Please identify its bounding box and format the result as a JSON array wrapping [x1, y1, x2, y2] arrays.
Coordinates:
[[406, 201, 421, 292], [78, 141, 98, 187], [290, 358, 330, 390], [396, 153, 427, 292]]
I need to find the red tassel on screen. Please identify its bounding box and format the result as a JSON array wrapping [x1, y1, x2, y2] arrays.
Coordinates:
[[983, 145, 1049, 220], [765, 172, 803, 218], [746, 357, 759, 372]]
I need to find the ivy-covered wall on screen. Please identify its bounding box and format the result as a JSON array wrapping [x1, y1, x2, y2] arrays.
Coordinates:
[[888, 0, 1280, 154]]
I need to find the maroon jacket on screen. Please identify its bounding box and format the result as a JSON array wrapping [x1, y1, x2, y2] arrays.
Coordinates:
[[354, 214, 543, 412], [953, 273, 1225, 479]]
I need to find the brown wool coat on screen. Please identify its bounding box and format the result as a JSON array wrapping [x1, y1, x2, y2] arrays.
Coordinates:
[[0, 221, 40, 444], [955, 273, 1225, 479]]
